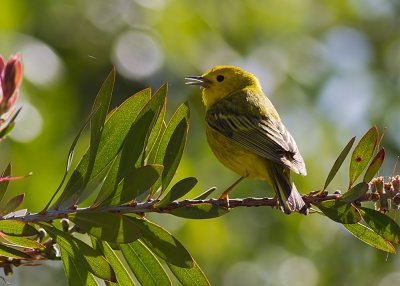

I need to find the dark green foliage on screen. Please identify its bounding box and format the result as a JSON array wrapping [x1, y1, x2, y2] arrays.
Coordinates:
[[315, 126, 400, 253], [33, 73, 210, 285], [323, 137, 355, 191]]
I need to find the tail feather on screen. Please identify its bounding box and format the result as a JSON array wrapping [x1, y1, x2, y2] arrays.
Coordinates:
[[268, 166, 308, 215]]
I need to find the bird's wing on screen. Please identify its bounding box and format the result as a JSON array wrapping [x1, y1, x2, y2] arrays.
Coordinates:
[[206, 94, 306, 175]]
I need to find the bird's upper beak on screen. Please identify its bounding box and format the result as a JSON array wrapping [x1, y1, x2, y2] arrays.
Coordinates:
[[185, 76, 211, 87]]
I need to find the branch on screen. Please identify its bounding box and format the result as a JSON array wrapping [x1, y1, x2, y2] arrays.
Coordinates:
[[2, 175, 397, 223]]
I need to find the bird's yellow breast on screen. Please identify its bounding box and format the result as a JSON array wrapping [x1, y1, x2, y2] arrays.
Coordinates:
[[206, 126, 269, 180]]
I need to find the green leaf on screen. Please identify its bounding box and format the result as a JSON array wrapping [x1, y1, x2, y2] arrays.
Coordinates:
[[53, 88, 151, 209], [69, 212, 143, 244], [147, 122, 166, 164], [145, 85, 167, 159], [0, 108, 21, 139], [60, 247, 99, 286], [0, 194, 24, 216], [168, 261, 210, 286], [0, 233, 44, 249], [193, 187, 217, 200], [359, 207, 400, 245], [96, 164, 163, 206], [158, 177, 198, 207], [341, 182, 369, 203], [118, 86, 166, 182], [126, 216, 194, 268], [0, 163, 11, 203], [86, 69, 115, 186], [151, 103, 190, 195], [349, 126, 378, 188], [317, 200, 361, 224], [343, 223, 395, 253], [43, 106, 100, 211], [0, 220, 38, 236], [110, 165, 163, 205], [53, 69, 115, 210], [120, 240, 171, 286], [97, 240, 136, 286], [0, 121, 15, 139], [86, 87, 163, 207], [0, 243, 30, 259], [363, 148, 385, 183], [39, 223, 116, 282], [324, 137, 355, 190], [169, 203, 229, 219]]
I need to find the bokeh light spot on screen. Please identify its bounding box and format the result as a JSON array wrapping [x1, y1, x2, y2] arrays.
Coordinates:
[[21, 41, 63, 86], [10, 100, 43, 142], [112, 31, 163, 80], [379, 273, 400, 286], [323, 27, 372, 72], [279, 256, 319, 286]]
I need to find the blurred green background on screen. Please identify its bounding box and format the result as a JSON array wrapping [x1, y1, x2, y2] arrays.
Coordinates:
[[1, 0, 400, 285]]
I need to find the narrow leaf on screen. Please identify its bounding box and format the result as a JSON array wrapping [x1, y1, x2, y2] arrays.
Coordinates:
[[0, 194, 24, 216], [121, 240, 171, 286], [0, 233, 44, 249], [344, 223, 395, 253], [69, 212, 143, 244], [60, 247, 99, 286], [0, 108, 21, 139], [317, 200, 361, 224], [168, 261, 210, 286], [96, 164, 163, 207], [53, 88, 151, 209], [117, 89, 164, 182], [98, 241, 136, 286], [109, 165, 163, 206], [349, 126, 378, 188], [146, 85, 167, 159], [169, 203, 229, 219], [341, 182, 369, 203], [0, 220, 38, 236], [0, 163, 11, 203], [86, 69, 116, 186], [324, 137, 355, 190], [158, 177, 198, 207], [126, 216, 194, 267], [0, 243, 30, 259], [43, 107, 99, 211], [151, 103, 190, 195], [359, 207, 400, 245], [193, 187, 217, 200], [363, 148, 385, 183], [147, 122, 166, 164], [39, 223, 116, 282]]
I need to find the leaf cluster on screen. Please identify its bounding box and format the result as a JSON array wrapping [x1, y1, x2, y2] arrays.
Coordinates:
[[316, 126, 400, 253], [0, 70, 210, 285]]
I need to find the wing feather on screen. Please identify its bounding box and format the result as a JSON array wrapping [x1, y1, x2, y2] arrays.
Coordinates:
[[206, 93, 306, 175]]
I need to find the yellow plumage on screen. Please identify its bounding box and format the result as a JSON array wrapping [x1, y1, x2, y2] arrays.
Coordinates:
[[186, 66, 308, 214]]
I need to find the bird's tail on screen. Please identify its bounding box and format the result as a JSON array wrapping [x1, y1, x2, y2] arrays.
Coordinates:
[[267, 165, 308, 215]]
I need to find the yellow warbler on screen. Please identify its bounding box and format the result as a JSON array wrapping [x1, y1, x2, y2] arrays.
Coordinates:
[[186, 66, 308, 214]]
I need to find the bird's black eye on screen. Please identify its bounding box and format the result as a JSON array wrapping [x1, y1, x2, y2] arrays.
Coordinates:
[[216, 75, 224, 82]]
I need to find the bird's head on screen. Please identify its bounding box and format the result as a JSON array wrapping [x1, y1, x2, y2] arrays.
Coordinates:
[[186, 66, 261, 109]]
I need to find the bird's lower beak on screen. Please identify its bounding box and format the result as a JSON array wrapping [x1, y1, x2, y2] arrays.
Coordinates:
[[185, 76, 211, 87]]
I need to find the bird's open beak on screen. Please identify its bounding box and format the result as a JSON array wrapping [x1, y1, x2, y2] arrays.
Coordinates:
[[185, 76, 211, 87]]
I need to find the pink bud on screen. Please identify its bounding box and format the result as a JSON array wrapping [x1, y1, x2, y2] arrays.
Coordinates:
[[0, 53, 22, 114], [0, 56, 5, 73]]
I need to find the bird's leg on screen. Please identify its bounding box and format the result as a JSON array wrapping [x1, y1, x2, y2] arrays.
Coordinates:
[[219, 176, 245, 208]]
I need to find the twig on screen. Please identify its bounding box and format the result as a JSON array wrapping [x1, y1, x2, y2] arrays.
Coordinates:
[[1, 175, 399, 223]]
